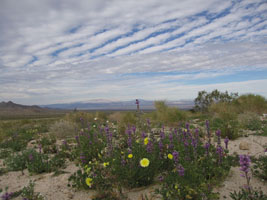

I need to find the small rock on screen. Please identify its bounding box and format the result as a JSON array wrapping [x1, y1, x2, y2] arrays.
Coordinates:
[[239, 141, 250, 150]]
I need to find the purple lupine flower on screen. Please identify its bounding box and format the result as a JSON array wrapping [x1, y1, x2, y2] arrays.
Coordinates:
[[177, 165, 185, 176], [160, 130, 165, 140], [127, 137, 132, 148], [168, 143, 174, 150], [132, 126, 136, 134], [172, 151, 179, 164], [224, 137, 229, 149], [1, 192, 13, 200], [204, 142, 210, 156], [121, 159, 126, 166], [186, 123, 190, 131], [216, 145, 224, 164], [174, 128, 178, 137], [239, 155, 251, 174], [239, 154, 252, 192], [146, 118, 150, 126], [126, 128, 132, 137], [146, 140, 153, 153], [80, 154, 86, 163], [141, 132, 147, 139], [216, 130, 221, 146]]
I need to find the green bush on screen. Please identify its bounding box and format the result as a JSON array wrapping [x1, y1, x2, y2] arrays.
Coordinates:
[[150, 101, 187, 126], [209, 102, 240, 139], [234, 94, 267, 114], [49, 119, 77, 139], [238, 112, 262, 131], [4, 149, 65, 174]]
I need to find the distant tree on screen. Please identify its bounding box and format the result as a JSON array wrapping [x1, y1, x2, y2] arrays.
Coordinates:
[[194, 89, 238, 112]]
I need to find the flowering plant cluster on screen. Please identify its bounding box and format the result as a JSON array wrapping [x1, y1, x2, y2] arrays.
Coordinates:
[[68, 116, 233, 199]]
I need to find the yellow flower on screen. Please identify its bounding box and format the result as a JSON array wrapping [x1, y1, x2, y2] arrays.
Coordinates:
[[140, 158, 150, 167], [128, 154, 133, 159], [103, 162, 109, 167], [168, 153, 173, 160], [175, 184, 178, 189], [144, 137, 149, 145], [186, 195, 192, 199], [136, 139, 140, 143], [121, 151, 124, 155], [85, 177, 93, 187]]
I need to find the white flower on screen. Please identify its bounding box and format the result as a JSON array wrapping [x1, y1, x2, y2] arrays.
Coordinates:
[[106, 120, 109, 123], [94, 117, 97, 121], [93, 125, 96, 128], [265, 151, 267, 156]]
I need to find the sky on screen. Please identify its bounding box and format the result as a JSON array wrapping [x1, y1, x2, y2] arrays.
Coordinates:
[[0, 0, 267, 105]]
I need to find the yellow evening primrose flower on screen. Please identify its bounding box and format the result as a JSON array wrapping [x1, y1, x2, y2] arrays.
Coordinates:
[[140, 158, 150, 167], [168, 153, 173, 160], [85, 177, 93, 187], [144, 137, 149, 145], [128, 154, 133, 159], [103, 162, 109, 167]]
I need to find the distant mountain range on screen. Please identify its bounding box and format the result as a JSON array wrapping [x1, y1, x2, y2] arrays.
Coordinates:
[[40, 99, 194, 110], [0, 101, 66, 119]]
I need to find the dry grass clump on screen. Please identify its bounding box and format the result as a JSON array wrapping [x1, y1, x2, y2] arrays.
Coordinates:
[[49, 119, 77, 139]]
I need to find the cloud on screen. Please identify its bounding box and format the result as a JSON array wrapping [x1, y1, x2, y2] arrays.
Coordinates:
[[0, 0, 266, 104]]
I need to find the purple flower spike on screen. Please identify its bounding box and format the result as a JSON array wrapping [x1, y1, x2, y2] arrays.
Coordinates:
[[239, 155, 251, 174], [224, 137, 229, 149], [204, 142, 210, 156], [186, 123, 189, 131], [132, 126, 136, 134], [177, 165, 185, 176], [216, 130, 221, 145], [172, 151, 179, 163]]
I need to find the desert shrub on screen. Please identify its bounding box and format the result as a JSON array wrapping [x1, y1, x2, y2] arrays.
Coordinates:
[[49, 119, 77, 139], [117, 112, 138, 134], [4, 149, 35, 172], [151, 101, 187, 126], [238, 112, 262, 131], [4, 149, 65, 174], [65, 111, 94, 124], [209, 102, 240, 139], [194, 89, 238, 112], [234, 94, 267, 114]]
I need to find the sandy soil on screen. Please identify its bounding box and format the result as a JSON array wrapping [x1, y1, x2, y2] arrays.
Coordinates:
[[1, 135, 266, 200]]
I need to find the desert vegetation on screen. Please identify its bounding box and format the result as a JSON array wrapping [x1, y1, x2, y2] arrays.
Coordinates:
[[0, 91, 267, 200]]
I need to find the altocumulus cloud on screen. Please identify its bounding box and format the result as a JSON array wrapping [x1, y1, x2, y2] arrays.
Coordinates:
[[0, 0, 267, 104]]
